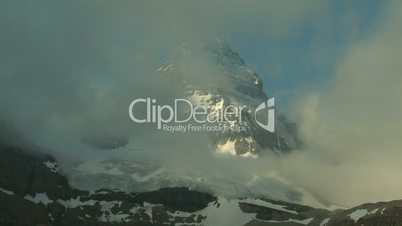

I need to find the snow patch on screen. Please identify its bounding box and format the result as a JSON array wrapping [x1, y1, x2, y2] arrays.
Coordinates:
[[25, 193, 52, 205], [368, 208, 378, 215], [381, 207, 386, 214], [57, 197, 98, 208], [98, 201, 128, 223], [266, 218, 313, 225], [43, 161, 59, 173], [290, 218, 314, 225], [239, 198, 298, 215], [0, 187, 14, 195], [200, 197, 254, 226], [320, 217, 330, 226], [348, 208, 368, 222]]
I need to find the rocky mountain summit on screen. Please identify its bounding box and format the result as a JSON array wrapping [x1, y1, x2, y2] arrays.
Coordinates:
[[158, 39, 301, 157]]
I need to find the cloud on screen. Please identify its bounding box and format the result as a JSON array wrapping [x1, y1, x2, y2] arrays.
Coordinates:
[[285, 0, 402, 206]]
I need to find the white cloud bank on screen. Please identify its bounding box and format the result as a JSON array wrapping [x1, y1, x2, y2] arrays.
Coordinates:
[[284, 0, 402, 207]]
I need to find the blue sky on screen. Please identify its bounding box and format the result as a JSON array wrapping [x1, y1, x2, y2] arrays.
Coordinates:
[[226, 0, 386, 107]]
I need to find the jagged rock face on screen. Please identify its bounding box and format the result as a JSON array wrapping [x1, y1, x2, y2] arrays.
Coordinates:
[[158, 39, 301, 156]]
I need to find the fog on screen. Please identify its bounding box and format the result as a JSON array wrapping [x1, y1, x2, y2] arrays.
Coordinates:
[[284, 0, 402, 206], [1, 0, 401, 208]]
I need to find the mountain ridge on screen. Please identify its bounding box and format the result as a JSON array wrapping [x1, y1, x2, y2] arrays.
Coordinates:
[[1, 141, 402, 225]]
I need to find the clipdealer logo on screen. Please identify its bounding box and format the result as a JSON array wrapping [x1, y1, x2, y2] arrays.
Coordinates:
[[255, 97, 275, 133], [128, 97, 275, 133]]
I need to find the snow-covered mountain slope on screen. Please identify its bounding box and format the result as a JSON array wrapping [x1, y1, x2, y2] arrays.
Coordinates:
[[68, 154, 331, 212], [70, 158, 296, 200], [158, 39, 301, 156]]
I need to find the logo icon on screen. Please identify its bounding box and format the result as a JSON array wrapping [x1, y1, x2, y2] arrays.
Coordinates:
[[255, 97, 275, 132]]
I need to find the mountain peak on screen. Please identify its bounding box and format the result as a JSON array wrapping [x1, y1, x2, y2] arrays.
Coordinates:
[[158, 40, 301, 156], [159, 39, 263, 94]]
